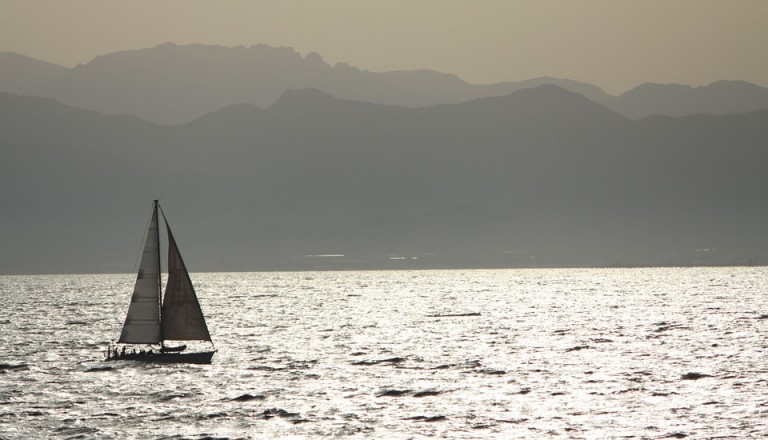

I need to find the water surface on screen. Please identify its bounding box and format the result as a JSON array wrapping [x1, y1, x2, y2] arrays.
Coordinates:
[[1, 268, 767, 438]]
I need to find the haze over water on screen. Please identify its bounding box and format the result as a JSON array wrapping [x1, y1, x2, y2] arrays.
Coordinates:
[[2, 267, 767, 438]]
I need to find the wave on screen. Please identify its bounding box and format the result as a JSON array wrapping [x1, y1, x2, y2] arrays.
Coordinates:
[[228, 393, 266, 402], [0, 363, 28, 372]]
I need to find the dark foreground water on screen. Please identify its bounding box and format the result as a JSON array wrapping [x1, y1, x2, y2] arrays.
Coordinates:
[[1, 268, 767, 439]]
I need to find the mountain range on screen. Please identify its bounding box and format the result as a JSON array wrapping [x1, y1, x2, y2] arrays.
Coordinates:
[[2, 43, 768, 124], [2, 80, 767, 274]]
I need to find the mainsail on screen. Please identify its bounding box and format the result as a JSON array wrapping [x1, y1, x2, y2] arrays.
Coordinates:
[[119, 204, 162, 344], [160, 218, 212, 342]]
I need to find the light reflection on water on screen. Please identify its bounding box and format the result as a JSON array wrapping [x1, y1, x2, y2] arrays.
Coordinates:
[[1, 267, 767, 438]]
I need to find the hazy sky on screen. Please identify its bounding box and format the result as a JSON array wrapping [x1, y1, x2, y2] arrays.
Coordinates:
[[2, 0, 766, 94]]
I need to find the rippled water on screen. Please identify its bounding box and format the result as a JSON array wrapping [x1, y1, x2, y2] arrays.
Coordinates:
[[1, 268, 768, 439]]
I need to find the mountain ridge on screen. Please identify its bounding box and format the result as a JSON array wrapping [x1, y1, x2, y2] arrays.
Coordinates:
[[7, 43, 766, 124], [611, 80, 768, 118]]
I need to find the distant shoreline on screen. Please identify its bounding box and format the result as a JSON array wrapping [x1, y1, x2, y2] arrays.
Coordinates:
[[3, 261, 766, 277]]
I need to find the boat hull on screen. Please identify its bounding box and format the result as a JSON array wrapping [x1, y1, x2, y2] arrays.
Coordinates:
[[107, 351, 215, 364]]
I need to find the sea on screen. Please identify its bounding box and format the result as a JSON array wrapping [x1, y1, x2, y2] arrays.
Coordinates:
[[1, 267, 767, 439]]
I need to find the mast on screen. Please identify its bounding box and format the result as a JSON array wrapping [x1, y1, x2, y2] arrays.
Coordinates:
[[155, 200, 163, 344]]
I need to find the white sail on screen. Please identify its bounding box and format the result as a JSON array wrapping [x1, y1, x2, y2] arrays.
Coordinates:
[[119, 204, 162, 344], [161, 220, 212, 342]]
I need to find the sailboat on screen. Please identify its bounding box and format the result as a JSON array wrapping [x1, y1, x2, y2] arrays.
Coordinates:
[[107, 200, 216, 364]]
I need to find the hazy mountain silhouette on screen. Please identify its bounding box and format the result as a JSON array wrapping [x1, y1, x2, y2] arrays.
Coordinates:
[[2, 85, 767, 274], [378, 70, 612, 105], [0, 43, 624, 124], [3, 44, 767, 124], [607, 80, 768, 119]]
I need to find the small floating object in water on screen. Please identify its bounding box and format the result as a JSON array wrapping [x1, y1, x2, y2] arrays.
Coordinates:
[[403, 415, 447, 422], [495, 417, 529, 424], [591, 338, 613, 343], [474, 368, 506, 375], [230, 393, 266, 402], [352, 357, 406, 366], [376, 389, 412, 397], [86, 366, 114, 372], [426, 312, 481, 318], [681, 372, 713, 380], [413, 390, 442, 397]]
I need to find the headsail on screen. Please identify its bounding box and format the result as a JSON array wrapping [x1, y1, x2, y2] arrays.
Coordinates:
[[119, 203, 162, 344], [160, 218, 212, 342]]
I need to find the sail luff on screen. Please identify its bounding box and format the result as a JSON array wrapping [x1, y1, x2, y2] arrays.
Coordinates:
[[160, 214, 212, 342], [118, 202, 162, 344]]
